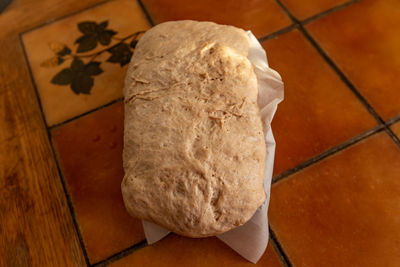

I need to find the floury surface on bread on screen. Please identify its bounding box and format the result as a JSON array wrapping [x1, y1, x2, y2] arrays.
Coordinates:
[[121, 20, 266, 237]]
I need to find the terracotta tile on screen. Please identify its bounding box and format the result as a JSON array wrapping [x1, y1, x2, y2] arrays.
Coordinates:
[[141, 0, 291, 38], [280, 0, 349, 20], [51, 102, 145, 264], [0, 0, 105, 38], [307, 0, 400, 120], [22, 0, 150, 126], [391, 121, 400, 138], [269, 132, 400, 266], [110, 234, 283, 267], [262, 30, 376, 175]]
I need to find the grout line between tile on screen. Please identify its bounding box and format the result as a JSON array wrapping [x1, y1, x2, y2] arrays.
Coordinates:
[[274, 0, 299, 23], [269, 238, 290, 267], [383, 127, 400, 148], [301, 0, 360, 25], [20, 0, 112, 36], [272, 125, 385, 184], [275, 0, 400, 149], [258, 24, 297, 42], [297, 26, 400, 150], [298, 26, 385, 124], [386, 114, 400, 127], [28, 0, 363, 131], [49, 137, 92, 266], [269, 227, 293, 267], [19, 35, 92, 267], [49, 97, 123, 130], [92, 240, 148, 267], [136, 0, 155, 26]]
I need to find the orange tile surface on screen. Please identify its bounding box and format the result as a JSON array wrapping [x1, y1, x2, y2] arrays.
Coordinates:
[[22, 0, 150, 126], [307, 0, 400, 121], [262, 30, 376, 175], [51, 102, 145, 264], [269, 132, 400, 266], [141, 0, 291, 38], [391, 121, 400, 137], [281, 0, 349, 19], [110, 234, 283, 267]]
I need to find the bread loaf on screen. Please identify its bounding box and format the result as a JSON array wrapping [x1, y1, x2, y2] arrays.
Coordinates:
[[121, 20, 266, 237]]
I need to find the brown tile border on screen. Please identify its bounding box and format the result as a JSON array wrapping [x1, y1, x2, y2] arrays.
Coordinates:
[[18, 1, 153, 266], [19, 34, 92, 266]]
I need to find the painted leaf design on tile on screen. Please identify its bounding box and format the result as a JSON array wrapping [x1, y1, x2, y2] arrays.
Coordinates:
[[75, 20, 117, 52], [49, 42, 67, 54], [130, 39, 138, 49], [40, 57, 64, 68], [84, 62, 103, 75], [41, 42, 71, 67], [42, 20, 145, 94], [57, 46, 71, 56], [98, 30, 117, 46], [107, 43, 133, 66], [51, 68, 73, 84], [78, 21, 98, 34], [75, 35, 97, 53], [51, 58, 103, 94]]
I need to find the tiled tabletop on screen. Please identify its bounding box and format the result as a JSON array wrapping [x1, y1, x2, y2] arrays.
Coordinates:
[[1, 0, 400, 266]]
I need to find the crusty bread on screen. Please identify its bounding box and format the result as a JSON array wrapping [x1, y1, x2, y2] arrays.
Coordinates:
[[121, 20, 266, 237]]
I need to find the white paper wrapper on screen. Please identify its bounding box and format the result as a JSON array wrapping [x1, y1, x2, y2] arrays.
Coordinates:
[[142, 31, 284, 263]]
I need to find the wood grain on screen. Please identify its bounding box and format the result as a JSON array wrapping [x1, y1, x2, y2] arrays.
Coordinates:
[[0, 35, 86, 266], [0, 0, 107, 39]]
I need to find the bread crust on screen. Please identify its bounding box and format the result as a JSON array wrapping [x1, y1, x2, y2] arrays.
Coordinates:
[[122, 20, 266, 237]]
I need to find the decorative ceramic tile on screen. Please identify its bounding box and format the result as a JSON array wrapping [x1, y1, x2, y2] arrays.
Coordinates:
[[51, 102, 145, 264], [109, 234, 283, 266], [280, 0, 349, 20], [141, 0, 291, 38], [22, 0, 150, 126], [269, 132, 400, 266], [307, 0, 400, 121], [262, 30, 376, 175], [0, 0, 105, 38]]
